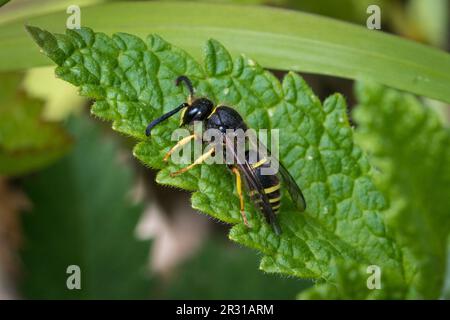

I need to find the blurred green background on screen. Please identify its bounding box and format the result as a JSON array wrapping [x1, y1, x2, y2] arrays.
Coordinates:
[[0, 0, 448, 299]]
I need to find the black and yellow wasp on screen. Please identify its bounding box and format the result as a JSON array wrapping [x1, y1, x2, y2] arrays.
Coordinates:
[[145, 76, 306, 235]]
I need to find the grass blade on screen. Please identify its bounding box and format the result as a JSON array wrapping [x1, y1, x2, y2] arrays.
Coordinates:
[[1, 1, 449, 103]]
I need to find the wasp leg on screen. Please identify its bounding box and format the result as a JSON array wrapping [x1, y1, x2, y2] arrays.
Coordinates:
[[231, 167, 249, 227], [163, 134, 198, 162], [170, 147, 215, 177]]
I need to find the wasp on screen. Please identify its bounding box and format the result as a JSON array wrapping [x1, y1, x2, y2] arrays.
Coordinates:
[[145, 76, 306, 235]]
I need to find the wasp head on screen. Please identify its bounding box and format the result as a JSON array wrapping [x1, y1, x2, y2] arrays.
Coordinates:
[[145, 75, 214, 136]]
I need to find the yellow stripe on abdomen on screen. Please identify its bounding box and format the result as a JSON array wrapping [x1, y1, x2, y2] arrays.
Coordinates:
[[272, 203, 281, 210], [269, 196, 281, 203], [251, 157, 267, 169], [264, 183, 280, 194]]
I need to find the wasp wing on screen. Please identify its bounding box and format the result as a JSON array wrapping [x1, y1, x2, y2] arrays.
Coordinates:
[[278, 161, 306, 211], [224, 135, 282, 235], [248, 139, 306, 212]]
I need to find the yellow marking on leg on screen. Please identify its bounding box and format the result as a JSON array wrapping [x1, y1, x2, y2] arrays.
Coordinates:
[[269, 196, 281, 203], [231, 167, 248, 227], [264, 184, 280, 194], [251, 157, 267, 169], [163, 134, 197, 162], [170, 147, 214, 177]]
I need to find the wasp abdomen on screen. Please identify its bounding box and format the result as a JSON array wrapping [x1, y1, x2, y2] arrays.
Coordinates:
[[250, 156, 282, 214]]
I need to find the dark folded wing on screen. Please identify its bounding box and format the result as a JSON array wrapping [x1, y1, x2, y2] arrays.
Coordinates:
[[278, 162, 306, 212], [224, 135, 281, 235]]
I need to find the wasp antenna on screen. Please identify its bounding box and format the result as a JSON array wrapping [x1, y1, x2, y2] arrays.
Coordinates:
[[145, 102, 188, 136], [175, 75, 195, 97]]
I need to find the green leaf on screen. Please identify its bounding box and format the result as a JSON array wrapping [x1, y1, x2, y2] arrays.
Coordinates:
[[0, 72, 72, 176], [353, 82, 450, 299], [26, 26, 408, 297], [2, 2, 450, 103], [21, 115, 151, 299]]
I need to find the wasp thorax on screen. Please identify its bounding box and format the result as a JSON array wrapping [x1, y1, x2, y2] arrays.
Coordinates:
[[181, 98, 214, 125]]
